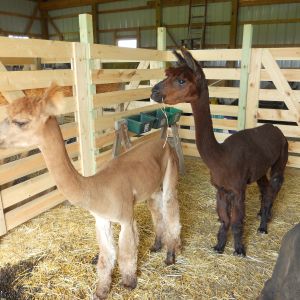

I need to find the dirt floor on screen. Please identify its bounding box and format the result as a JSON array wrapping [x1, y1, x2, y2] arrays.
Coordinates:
[[0, 156, 299, 300]]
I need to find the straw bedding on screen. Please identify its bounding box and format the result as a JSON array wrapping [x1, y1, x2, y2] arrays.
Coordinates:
[[0, 156, 299, 300]]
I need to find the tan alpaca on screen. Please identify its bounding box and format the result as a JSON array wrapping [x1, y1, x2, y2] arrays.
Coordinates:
[[0, 84, 181, 300]]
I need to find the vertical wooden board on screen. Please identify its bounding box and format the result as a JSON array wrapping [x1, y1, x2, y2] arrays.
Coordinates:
[[73, 13, 97, 175], [245, 49, 262, 129], [72, 42, 95, 176], [150, 27, 166, 87], [237, 24, 253, 130], [261, 49, 300, 123], [79, 14, 94, 44], [0, 194, 7, 236]]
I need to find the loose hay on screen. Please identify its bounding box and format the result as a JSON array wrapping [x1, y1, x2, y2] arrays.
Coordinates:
[[0, 157, 299, 299]]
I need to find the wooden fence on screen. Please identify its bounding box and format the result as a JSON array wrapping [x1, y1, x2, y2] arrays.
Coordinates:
[[0, 18, 299, 237]]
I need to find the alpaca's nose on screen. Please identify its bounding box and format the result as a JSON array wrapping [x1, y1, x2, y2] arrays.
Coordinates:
[[151, 84, 162, 103]]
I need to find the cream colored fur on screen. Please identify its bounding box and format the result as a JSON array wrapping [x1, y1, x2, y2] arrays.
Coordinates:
[[0, 84, 181, 300]]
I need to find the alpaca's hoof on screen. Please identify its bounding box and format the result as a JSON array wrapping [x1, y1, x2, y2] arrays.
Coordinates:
[[165, 250, 175, 265], [233, 246, 246, 257], [258, 227, 268, 234], [93, 294, 107, 300], [213, 245, 224, 254], [150, 239, 162, 252], [93, 287, 110, 300], [122, 275, 137, 290]]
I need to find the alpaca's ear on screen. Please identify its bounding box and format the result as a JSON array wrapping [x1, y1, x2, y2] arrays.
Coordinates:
[[40, 82, 65, 116], [181, 48, 200, 73], [172, 49, 186, 66]]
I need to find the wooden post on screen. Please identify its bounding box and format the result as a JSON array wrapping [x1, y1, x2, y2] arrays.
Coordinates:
[[245, 49, 262, 129], [237, 24, 253, 130], [72, 13, 96, 176], [150, 27, 166, 86]]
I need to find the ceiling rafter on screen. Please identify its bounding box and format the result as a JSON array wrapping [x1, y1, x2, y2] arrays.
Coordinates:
[[39, 0, 300, 11]]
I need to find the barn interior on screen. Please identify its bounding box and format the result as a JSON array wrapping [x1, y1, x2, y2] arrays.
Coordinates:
[[0, 1, 300, 299]]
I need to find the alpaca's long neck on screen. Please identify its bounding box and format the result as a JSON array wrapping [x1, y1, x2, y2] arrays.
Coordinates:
[[38, 117, 86, 207], [191, 84, 222, 168]]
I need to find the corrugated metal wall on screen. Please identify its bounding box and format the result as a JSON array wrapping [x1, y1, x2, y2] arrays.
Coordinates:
[[238, 3, 300, 46], [49, 6, 91, 41], [0, 1, 299, 48], [0, 0, 41, 37]]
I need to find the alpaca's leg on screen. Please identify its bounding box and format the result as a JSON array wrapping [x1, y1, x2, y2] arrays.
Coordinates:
[[118, 220, 139, 289], [267, 143, 288, 219], [162, 156, 181, 265], [162, 187, 181, 265], [257, 175, 273, 233], [148, 191, 165, 252], [258, 172, 285, 233], [213, 189, 231, 254], [257, 175, 269, 217], [258, 143, 287, 234], [94, 217, 116, 300], [231, 191, 246, 256]]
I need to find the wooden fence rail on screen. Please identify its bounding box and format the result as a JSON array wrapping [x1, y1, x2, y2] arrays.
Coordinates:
[[0, 20, 299, 237]]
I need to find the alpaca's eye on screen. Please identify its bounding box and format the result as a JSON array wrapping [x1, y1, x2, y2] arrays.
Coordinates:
[[12, 120, 29, 127], [177, 79, 186, 85]]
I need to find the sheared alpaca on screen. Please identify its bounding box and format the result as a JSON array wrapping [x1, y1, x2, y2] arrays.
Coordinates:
[[0, 84, 181, 299]]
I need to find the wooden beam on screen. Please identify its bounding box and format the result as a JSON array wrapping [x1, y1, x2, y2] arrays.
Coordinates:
[[0, 10, 40, 20], [48, 16, 63, 40], [238, 24, 253, 130], [164, 25, 180, 48], [39, 0, 122, 11], [97, 5, 152, 15], [239, 0, 300, 7], [261, 48, 300, 123], [240, 17, 300, 25], [0, 62, 25, 103], [40, 9, 49, 39], [5, 190, 66, 231], [91, 2, 98, 43], [39, 0, 300, 11], [25, 3, 39, 35], [155, 0, 162, 28], [229, 0, 239, 49]]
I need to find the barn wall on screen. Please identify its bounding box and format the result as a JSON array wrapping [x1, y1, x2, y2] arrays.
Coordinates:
[[238, 3, 300, 47], [0, 0, 41, 38], [0, 1, 299, 48], [43, 0, 300, 49]]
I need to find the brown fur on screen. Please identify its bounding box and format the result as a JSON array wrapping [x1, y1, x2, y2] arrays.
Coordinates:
[[0, 84, 181, 299], [151, 48, 288, 256]]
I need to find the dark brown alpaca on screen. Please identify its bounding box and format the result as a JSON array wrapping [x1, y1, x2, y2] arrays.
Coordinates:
[[151, 48, 288, 256]]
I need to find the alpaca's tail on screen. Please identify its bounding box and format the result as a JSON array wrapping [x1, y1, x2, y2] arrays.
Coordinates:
[[161, 144, 181, 264]]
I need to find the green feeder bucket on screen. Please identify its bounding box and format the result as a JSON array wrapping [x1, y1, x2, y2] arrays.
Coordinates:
[[126, 114, 156, 134], [141, 110, 167, 129], [164, 107, 182, 125]]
